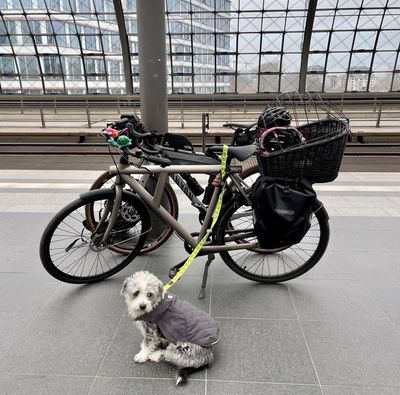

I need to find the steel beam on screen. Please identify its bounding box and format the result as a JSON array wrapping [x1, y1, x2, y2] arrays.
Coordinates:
[[299, 0, 318, 93], [113, 0, 134, 95], [136, 0, 168, 132]]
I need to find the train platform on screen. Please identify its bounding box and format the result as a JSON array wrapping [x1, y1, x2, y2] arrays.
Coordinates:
[[0, 168, 400, 394]]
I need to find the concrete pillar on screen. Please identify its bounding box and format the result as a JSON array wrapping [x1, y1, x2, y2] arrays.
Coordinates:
[[136, 0, 168, 133]]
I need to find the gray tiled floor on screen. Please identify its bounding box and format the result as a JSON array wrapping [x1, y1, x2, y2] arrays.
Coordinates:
[[1, 171, 400, 394]]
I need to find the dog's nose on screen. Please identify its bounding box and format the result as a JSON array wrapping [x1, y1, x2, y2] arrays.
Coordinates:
[[139, 304, 146, 310]]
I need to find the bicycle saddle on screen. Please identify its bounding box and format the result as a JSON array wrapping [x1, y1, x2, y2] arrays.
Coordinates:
[[208, 144, 259, 162], [222, 122, 257, 129]]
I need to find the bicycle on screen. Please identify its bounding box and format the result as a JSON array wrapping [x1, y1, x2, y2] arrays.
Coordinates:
[[90, 116, 261, 255], [39, 123, 331, 295]]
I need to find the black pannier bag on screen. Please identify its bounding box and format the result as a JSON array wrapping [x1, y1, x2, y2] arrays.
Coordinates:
[[251, 176, 316, 249]]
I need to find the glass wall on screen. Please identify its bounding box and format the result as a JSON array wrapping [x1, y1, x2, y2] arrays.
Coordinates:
[[0, 0, 399, 94], [0, 0, 124, 94]]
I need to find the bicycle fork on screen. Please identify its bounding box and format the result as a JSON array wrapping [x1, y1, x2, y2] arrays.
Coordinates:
[[94, 184, 123, 246]]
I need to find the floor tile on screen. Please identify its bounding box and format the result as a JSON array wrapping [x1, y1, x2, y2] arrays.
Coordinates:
[[329, 228, 400, 252], [322, 385, 400, 395], [211, 279, 296, 319], [343, 196, 400, 209], [90, 376, 205, 395], [289, 279, 387, 321], [305, 250, 400, 281], [0, 314, 120, 376], [0, 313, 33, 360], [334, 208, 389, 217], [39, 278, 127, 317], [361, 279, 400, 323], [329, 216, 400, 231], [0, 213, 52, 248], [0, 273, 59, 313], [302, 320, 400, 386], [0, 373, 94, 395], [208, 318, 318, 384], [207, 381, 322, 395], [299, 250, 359, 280]]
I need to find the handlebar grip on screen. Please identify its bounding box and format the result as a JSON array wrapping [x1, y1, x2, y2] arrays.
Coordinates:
[[140, 144, 160, 155], [127, 123, 152, 139], [114, 117, 129, 127], [145, 154, 171, 167], [125, 148, 170, 166]]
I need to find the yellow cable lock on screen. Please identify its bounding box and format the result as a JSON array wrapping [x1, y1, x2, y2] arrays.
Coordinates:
[[164, 144, 229, 291]]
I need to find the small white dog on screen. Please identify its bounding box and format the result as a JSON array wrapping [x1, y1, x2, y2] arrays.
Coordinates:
[[121, 271, 220, 385]]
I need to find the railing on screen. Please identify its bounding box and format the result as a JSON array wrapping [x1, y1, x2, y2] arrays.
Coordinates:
[[0, 93, 399, 131], [0, 93, 400, 148]]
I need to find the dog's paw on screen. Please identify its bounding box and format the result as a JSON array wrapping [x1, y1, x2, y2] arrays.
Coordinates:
[[148, 350, 164, 363], [134, 351, 149, 363]]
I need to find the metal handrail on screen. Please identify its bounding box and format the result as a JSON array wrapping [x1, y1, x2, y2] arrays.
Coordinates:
[[0, 94, 399, 129]]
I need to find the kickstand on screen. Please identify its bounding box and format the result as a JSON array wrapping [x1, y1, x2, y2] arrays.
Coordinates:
[[198, 254, 215, 299]]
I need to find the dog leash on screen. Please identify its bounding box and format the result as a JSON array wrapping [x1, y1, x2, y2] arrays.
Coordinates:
[[164, 144, 229, 291]]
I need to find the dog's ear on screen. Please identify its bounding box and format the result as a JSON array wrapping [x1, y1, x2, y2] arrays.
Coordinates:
[[120, 278, 128, 296], [158, 282, 165, 299]]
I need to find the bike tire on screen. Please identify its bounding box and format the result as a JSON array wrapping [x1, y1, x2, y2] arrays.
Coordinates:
[[39, 189, 150, 284], [90, 171, 178, 254], [215, 197, 330, 283]]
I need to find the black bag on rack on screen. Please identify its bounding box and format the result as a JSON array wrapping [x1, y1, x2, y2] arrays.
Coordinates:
[[251, 176, 316, 249]]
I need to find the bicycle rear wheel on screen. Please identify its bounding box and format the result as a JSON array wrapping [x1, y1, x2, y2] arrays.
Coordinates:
[[91, 171, 178, 254], [216, 198, 330, 283], [39, 189, 150, 284]]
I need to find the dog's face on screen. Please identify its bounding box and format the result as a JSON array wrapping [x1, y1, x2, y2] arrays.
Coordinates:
[[121, 271, 165, 319]]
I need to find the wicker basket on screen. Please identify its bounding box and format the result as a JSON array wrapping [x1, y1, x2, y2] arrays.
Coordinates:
[[257, 119, 349, 183], [256, 93, 351, 183]]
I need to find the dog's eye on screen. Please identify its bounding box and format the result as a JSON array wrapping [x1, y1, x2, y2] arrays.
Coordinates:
[[147, 293, 153, 297], [132, 291, 139, 297]]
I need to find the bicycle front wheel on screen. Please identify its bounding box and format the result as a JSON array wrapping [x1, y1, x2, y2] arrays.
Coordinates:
[[216, 198, 330, 283], [39, 189, 150, 284]]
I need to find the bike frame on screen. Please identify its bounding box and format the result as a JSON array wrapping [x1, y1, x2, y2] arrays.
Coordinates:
[[103, 162, 257, 253]]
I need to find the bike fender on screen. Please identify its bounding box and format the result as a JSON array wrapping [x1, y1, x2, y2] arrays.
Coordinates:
[[79, 188, 115, 201], [315, 199, 329, 220], [79, 188, 150, 213]]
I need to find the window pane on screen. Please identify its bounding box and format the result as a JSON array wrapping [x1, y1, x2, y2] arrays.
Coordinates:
[[350, 52, 373, 71], [370, 72, 393, 92], [0, 56, 15, 74], [237, 74, 258, 93], [19, 56, 40, 76], [306, 74, 323, 91], [327, 53, 350, 72], [259, 74, 279, 92], [325, 73, 347, 92]]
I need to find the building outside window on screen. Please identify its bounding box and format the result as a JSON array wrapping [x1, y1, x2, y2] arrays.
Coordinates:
[[0, 0, 398, 94]]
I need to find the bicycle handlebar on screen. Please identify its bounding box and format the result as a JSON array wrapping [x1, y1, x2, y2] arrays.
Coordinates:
[[126, 123, 153, 140], [125, 147, 172, 167]]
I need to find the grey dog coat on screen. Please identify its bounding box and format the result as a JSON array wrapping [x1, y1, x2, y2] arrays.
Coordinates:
[[137, 293, 220, 347]]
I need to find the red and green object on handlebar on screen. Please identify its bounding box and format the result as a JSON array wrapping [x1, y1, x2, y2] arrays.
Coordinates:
[[105, 127, 132, 148]]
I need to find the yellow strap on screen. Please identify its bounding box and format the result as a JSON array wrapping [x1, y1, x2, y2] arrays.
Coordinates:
[[164, 144, 228, 291]]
